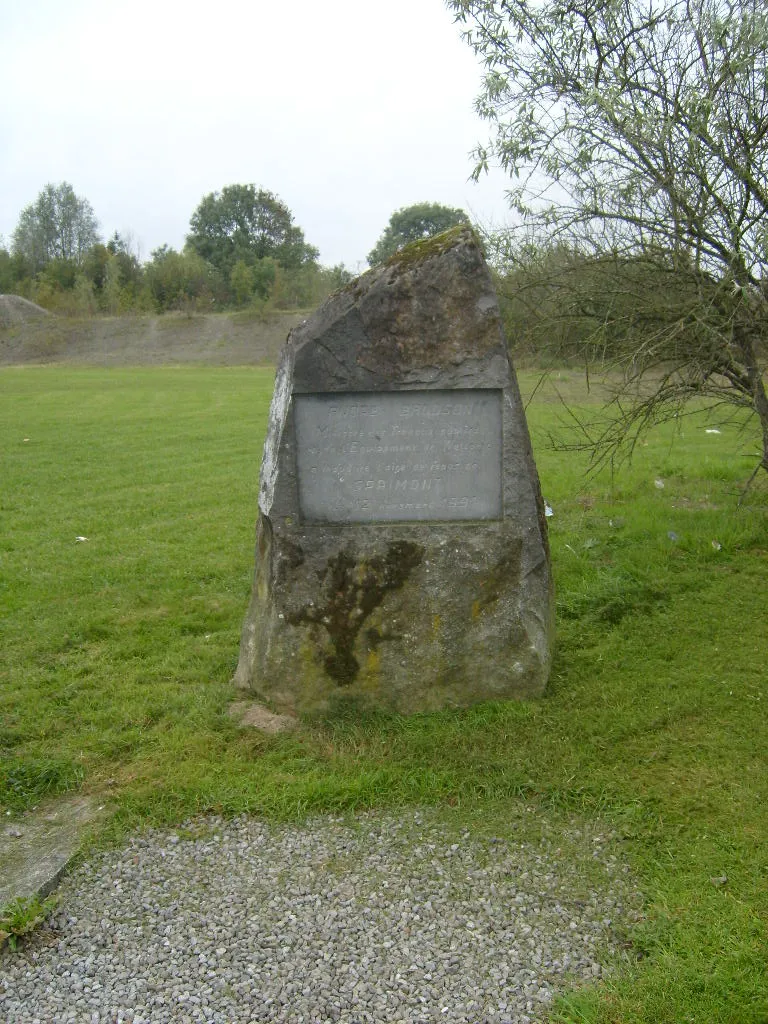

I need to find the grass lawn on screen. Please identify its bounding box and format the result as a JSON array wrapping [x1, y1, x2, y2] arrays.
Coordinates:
[[1, 365, 766, 1022]]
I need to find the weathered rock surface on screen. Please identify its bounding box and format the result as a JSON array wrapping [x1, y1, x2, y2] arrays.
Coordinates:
[[0, 795, 105, 912], [234, 226, 553, 714]]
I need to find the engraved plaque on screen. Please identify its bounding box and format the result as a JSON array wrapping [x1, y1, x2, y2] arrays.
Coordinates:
[[294, 390, 503, 523]]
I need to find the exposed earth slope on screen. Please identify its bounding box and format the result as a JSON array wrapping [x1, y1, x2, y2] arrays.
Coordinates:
[[0, 298, 305, 366]]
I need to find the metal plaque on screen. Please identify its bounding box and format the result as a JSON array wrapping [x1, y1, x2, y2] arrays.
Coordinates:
[[293, 390, 503, 523]]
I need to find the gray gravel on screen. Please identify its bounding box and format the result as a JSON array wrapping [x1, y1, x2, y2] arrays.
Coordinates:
[[0, 809, 640, 1023]]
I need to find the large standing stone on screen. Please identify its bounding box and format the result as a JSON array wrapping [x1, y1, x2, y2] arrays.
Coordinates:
[[234, 226, 553, 714]]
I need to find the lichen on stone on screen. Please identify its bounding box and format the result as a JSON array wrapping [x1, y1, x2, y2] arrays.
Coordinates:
[[383, 224, 476, 274], [286, 541, 423, 686]]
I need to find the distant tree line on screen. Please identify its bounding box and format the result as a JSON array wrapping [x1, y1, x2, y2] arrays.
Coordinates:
[[0, 182, 352, 316]]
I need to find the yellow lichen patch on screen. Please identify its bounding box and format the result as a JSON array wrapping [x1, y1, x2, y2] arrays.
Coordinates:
[[355, 562, 369, 584], [363, 648, 381, 689]]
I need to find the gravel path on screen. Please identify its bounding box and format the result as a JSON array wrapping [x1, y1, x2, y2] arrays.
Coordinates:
[[0, 809, 640, 1024]]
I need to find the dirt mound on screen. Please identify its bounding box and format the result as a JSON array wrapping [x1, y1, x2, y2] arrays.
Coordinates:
[[0, 309, 307, 366], [0, 294, 53, 327]]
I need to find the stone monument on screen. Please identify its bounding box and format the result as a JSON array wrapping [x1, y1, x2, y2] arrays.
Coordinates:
[[234, 226, 553, 714]]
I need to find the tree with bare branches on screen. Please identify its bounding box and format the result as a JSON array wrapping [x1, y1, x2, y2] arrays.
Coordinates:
[[449, 0, 768, 480]]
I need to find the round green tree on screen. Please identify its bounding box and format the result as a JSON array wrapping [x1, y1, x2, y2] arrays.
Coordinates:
[[186, 185, 318, 284]]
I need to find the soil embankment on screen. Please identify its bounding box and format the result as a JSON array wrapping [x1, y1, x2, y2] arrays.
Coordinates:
[[0, 298, 305, 366]]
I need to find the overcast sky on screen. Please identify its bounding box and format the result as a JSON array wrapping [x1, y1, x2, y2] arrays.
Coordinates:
[[0, 0, 515, 270]]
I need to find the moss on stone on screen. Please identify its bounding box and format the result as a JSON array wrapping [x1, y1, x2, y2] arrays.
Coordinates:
[[286, 541, 423, 686], [383, 224, 476, 274]]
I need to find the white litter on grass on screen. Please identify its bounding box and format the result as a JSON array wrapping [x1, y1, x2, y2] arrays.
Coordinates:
[[712, 540, 722, 551], [22, 438, 30, 442], [75, 536, 89, 543], [654, 479, 665, 489], [667, 531, 679, 542], [705, 428, 722, 434], [544, 502, 554, 517]]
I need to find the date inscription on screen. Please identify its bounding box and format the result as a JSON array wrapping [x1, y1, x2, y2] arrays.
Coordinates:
[[294, 390, 503, 522]]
